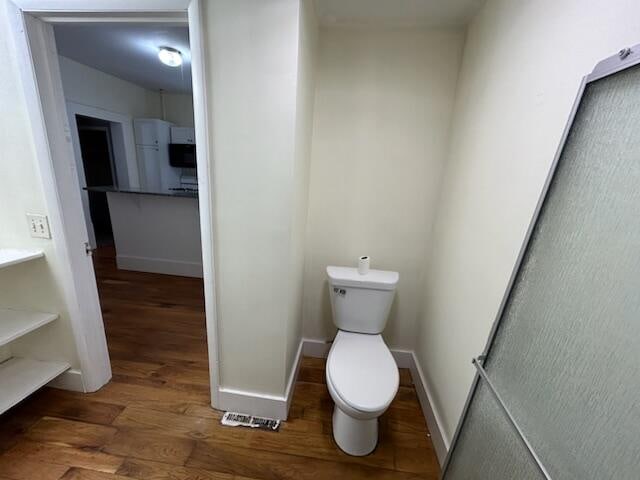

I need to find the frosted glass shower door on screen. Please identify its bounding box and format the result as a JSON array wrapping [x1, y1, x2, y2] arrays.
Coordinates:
[[443, 61, 640, 478]]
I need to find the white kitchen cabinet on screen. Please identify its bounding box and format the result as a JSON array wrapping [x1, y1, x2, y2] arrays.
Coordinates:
[[171, 127, 196, 144]]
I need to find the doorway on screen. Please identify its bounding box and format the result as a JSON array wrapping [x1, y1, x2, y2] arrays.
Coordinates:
[[52, 20, 208, 390], [76, 116, 117, 247], [8, 0, 219, 404]]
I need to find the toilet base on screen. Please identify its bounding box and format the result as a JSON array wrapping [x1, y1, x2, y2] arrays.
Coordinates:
[[332, 405, 378, 456]]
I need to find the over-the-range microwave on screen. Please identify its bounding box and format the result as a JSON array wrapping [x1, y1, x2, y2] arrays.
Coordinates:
[[169, 143, 196, 168]]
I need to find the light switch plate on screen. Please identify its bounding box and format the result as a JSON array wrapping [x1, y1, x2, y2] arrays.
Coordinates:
[[27, 213, 51, 239]]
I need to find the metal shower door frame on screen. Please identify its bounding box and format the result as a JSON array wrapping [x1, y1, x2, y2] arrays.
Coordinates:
[[440, 43, 640, 479]]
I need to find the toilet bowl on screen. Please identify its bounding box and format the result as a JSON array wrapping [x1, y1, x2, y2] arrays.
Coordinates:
[[325, 265, 400, 456], [326, 330, 399, 455]]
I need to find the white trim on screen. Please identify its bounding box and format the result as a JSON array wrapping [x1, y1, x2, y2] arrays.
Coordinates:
[[218, 388, 289, 422], [12, 0, 191, 12], [37, 14, 188, 24], [284, 340, 304, 415], [66, 101, 139, 188], [9, 0, 220, 407], [390, 348, 413, 369], [8, 4, 112, 393], [0, 346, 11, 364], [48, 368, 84, 391], [188, 0, 221, 409], [218, 339, 305, 421], [301, 338, 449, 466], [407, 351, 449, 464], [116, 254, 203, 278], [302, 336, 332, 357], [66, 101, 139, 248]]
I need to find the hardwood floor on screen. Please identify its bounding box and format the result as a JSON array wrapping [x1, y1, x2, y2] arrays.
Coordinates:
[[0, 247, 440, 479]]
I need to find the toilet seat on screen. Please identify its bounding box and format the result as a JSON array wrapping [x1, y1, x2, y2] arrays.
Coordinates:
[[326, 330, 399, 415]]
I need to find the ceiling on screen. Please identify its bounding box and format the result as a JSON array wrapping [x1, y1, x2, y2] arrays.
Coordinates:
[[314, 0, 485, 28], [54, 24, 192, 94], [53, 2, 482, 93]]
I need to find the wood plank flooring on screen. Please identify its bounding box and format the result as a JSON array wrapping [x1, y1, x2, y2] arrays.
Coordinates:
[[0, 247, 440, 479]]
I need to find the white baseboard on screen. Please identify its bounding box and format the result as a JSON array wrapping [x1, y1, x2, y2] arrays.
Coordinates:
[[301, 337, 332, 357], [301, 338, 449, 465], [407, 351, 450, 464], [284, 340, 304, 415], [116, 254, 203, 278], [48, 368, 85, 392], [217, 339, 304, 421], [213, 336, 449, 463], [390, 348, 414, 369], [0, 345, 11, 363], [217, 387, 289, 421]]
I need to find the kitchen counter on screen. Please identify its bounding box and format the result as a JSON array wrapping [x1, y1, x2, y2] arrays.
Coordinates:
[[85, 185, 198, 198], [85, 186, 202, 278]]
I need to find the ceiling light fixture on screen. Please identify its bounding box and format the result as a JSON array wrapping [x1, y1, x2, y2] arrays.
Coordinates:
[[158, 46, 182, 67]]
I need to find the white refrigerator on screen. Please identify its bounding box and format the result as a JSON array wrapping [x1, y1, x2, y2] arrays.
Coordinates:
[[134, 118, 181, 191]]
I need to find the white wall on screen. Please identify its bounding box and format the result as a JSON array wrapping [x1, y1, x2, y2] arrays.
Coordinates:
[[58, 56, 161, 118], [417, 0, 640, 445], [0, 3, 79, 369], [58, 56, 165, 246], [60, 56, 194, 128], [162, 92, 195, 127], [205, 0, 310, 397], [302, 27, 465, 349]]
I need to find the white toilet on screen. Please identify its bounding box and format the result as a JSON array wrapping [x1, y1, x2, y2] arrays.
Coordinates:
[[325, 265, 399, 456]]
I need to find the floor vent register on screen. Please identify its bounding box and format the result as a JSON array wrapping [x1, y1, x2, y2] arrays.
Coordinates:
[[221, 412, 281, 431]]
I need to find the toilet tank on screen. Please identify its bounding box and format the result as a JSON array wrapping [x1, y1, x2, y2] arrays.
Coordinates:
[[327, 266, 399, 334]]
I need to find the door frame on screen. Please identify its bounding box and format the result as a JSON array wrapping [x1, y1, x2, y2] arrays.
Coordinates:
[[75, 125, 118, 191], [66, 102, 140, 248], [75, 123, 118, 246], [7, 0, 220, 406]]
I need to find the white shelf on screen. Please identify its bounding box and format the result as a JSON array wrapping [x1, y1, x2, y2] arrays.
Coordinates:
[[0, 249, 44, 269], [0, 357, 70, 414], [0, 309, 59, 347]]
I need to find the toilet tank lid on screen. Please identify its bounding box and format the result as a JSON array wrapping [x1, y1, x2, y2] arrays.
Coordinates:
[[326, 266, 399, 290]]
